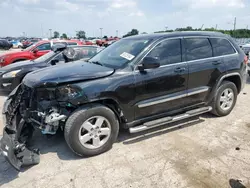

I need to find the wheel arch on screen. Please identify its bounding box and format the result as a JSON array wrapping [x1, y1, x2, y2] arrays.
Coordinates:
[[208, 72, 242, 104], [76, 98, 126, 125], [217, 73, 242, 93]]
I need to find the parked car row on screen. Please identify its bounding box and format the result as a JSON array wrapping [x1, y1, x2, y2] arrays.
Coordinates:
[[0, 39, 83, 67], [0, 44, 104, 92], [0, 31, 247, 171], [22, 39, 41, 49], [0, 39, 13, 50], [240, 44, 250, 76]]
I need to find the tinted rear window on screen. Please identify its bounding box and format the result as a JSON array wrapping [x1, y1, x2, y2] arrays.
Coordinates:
[[210, 38, 236, 56], [184, 38, 212, 61]]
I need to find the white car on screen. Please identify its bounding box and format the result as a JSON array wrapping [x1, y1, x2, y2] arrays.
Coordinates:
[[11, 40, 23, 48]]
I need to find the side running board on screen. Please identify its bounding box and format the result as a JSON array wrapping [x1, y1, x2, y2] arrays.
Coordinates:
[[129, 106, 212, 133]]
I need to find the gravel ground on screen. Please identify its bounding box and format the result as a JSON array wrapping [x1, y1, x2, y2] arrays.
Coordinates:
[[0, 49, 250, 188]]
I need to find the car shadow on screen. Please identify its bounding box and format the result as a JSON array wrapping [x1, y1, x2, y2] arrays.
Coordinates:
[[0, 91, 9, 97], [30, 129, 83, 161], [0, 153, 19, 186], [117, 116, 204, 145], [246, 76, 250, 84], [0, 115, 205, 186], [32, 116, 204, 159]]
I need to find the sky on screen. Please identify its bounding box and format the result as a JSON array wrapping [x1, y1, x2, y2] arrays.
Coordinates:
[[0, 0, 249, 38]]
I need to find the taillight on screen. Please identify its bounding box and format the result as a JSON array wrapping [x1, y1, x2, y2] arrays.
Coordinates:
[[244, 55, 248, 64]]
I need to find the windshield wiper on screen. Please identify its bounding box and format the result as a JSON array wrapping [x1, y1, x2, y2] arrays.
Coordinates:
[[89, 61, 103, 66]]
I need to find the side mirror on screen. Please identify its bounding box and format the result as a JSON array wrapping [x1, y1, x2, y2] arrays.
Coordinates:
[[50, 59, 59, 65], [138, 57, 160, 71], [33, 49, 38, 53]]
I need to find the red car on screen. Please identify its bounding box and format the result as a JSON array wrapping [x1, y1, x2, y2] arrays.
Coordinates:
[[0, 40, 82, 67]]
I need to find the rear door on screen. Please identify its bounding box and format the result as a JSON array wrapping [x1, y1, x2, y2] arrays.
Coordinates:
[[210, 38, 238, 73], [184, 37, 226, 104]]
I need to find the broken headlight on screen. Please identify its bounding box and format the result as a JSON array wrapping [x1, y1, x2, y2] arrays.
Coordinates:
[[55, 85, 81, 101]]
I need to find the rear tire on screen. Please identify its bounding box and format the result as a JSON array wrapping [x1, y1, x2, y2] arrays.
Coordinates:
[[64, 104, 119, 156], [211, 81, 237, 116]]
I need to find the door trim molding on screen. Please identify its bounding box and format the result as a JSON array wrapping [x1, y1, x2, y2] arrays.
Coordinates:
[[137, 86, 209, 108]]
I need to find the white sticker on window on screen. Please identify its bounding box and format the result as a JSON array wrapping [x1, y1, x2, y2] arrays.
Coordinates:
[[120, 52, 135, 61]]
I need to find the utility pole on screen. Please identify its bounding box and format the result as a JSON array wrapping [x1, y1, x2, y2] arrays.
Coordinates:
[[215, 24, 218, 30], [49, 29, 52, 39], [41, 24, 44, 38], [247, 25, 248, 30], [165, 26, 168, 31], [200, 24, 204, 30], [100, 28, 103, 38], [116, 30, 118, 37], [233, 17, 236, 31]]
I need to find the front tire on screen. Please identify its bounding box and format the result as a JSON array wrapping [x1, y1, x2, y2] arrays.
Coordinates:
[[64, 104, 119, 156], [211, 81, 238, 116]]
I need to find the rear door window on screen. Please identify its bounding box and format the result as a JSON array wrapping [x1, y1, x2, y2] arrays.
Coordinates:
[[184, 38, 212, 61], [210, 38, 236, 56]]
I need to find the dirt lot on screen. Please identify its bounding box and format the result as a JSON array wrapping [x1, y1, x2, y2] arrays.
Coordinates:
[[0, 49, 250, 188]]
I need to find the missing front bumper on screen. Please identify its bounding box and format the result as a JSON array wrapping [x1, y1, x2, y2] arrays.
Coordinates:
[[0, 122, 40, 171], [0, 84, 40, 171]]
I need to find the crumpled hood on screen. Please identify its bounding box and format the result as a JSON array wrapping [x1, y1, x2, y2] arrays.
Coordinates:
[[23, 60, 115, 87]]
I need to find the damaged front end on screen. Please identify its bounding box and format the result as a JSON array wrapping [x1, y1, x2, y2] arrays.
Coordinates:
[[0, 84, 77, 170]]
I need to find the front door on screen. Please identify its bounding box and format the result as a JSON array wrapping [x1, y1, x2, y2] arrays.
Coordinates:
[[33, 43, 51, 58], [133, 38, 189, 120]]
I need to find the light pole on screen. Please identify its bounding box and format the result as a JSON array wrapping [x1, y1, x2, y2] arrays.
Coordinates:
[[116, 30, 118, 37], [100, 28, 103, 38], [49, 29, 52, 39], [227, 17, 236, 37], [41, 23, 44, 38]]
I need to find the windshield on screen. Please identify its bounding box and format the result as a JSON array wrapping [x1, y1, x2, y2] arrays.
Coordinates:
[[88, 38, 152, 68], [33, 51, 56, 62], [77, 47, 101, 59]]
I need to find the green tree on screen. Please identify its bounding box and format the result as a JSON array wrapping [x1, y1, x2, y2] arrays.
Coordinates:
[[61, 33, 68, 39], [53, 31, 60, 38], [123, 29, 139, 38], [141, 32, 148, 34], [76, 30, 86, 39], [103, 35, 108, 39], [153, 27, 250, 38]]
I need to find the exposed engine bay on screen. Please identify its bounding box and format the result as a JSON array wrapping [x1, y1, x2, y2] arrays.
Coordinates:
[[0, 83, 77, 170]]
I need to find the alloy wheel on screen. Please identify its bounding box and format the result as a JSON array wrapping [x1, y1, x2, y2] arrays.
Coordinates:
[[219, 88, 234, 111], [78, 116, 111, 149]]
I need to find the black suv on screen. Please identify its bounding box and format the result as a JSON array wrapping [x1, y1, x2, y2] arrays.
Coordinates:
[[0, 31, 247, 170]]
